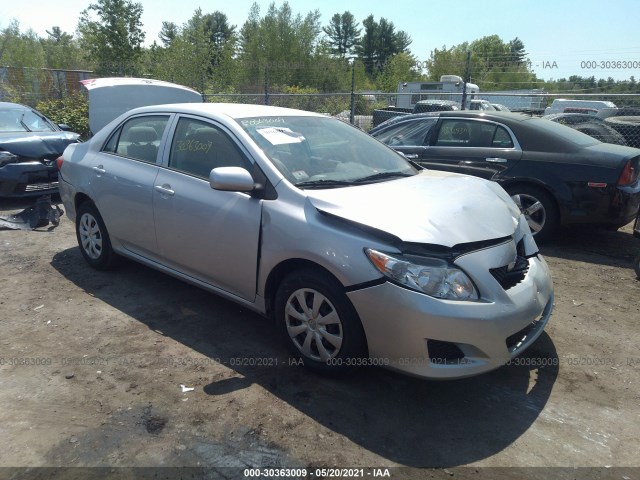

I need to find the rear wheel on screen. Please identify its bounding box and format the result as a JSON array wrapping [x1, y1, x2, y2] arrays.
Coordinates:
[[76, 202, 116, 270], [275, 269, 367, 375], [506, 185, 558, 243]]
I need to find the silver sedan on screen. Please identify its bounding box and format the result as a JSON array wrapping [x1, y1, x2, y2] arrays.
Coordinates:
[[58, 103, 553, 379]]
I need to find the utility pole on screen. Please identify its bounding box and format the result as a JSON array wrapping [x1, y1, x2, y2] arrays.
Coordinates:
[[350, 59, 356, 125], [460, 51, 471, 110], [264, 65, 269, 106]]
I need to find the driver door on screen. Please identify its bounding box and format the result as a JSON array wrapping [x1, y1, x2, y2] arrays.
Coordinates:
[[152, 116, 262, 301]]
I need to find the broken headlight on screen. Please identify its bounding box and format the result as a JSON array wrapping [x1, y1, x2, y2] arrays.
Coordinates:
[[0, 151, 18, 168], [365, 248, 479, 300]]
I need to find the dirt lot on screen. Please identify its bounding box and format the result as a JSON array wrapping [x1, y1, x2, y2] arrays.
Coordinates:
[[0, 197, 639, 479]]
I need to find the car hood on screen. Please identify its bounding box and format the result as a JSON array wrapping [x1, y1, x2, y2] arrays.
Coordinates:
[[305, 170, 521, 247], [0, 132, 80, 160]]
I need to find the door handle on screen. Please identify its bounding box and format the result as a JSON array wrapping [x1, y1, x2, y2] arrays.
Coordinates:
[[92, 165, 106, 175], [485, 157, 507, 163], [154, 184, 175, 196], [403, 153, 419, 159]]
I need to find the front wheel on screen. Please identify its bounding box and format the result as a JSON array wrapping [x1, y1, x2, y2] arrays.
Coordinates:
[[275, 269, 367, 375], [507, 185, 558, 243], [76, 202, 116, 270]]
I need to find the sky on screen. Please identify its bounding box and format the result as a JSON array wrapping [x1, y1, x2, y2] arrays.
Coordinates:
[[2, 0, 639, 83]]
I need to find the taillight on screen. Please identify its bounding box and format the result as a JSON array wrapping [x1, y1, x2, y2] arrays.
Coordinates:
[[56, 156, 64, 170], [618, 157, 639, 186]]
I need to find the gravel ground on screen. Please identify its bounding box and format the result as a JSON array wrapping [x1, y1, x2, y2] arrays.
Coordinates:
[[0, 198, 639, 480]]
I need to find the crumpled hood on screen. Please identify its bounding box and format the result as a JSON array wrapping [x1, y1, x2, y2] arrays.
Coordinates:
[[0, 132, 79, 160], [306, 170, 521, 247]]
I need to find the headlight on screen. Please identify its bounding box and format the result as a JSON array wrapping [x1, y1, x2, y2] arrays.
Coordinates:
[[365, 248, 479, 300], [0, 151, 18, 168]]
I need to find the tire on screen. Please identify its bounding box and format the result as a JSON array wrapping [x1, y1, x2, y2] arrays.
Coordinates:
[[75, 201, 117, 270], [506, 185, 558, 243], [635, 256, 640, 280], [574, 123, 627, 146], [274, 269, 367, 375], [604, 116, 640, 148]]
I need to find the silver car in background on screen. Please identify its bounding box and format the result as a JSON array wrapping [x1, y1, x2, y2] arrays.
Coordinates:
[[58, 103, 553, 379]]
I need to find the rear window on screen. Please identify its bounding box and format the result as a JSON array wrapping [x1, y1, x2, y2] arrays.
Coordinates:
[[526, 118, 599, 147]]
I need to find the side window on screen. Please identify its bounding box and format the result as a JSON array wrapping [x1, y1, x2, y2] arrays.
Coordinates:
[[435, 120, 514, 148], [374, 119, 435, 146], [102, 116, 169, 163], [492, 126, 515, 148], [168, 117, 251, 179], [435, 120, 472, 146]]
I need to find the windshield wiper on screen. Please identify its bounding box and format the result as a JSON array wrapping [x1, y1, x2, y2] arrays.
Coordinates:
[[19, 112, 31, 132], [295, 179, 356, 189], [353, 171, 413, 183]]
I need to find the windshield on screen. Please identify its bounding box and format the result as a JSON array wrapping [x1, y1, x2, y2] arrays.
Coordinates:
[[0, 107, 57, 133], [238, 116, 417, 187]]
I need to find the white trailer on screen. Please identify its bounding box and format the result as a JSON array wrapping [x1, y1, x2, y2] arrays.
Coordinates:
[[396, 75, 479, 109]]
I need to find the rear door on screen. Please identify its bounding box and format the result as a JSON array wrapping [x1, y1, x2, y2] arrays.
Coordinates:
[[421, 118, 523, 179], [89, 114, 171, 258]]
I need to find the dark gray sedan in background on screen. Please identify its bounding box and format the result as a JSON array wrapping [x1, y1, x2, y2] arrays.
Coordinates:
[[370, 111, 640, 241]]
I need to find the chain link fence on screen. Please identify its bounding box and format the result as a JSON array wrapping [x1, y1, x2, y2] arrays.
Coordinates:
[[0, 67, 93, 105], [2, 67, 640, 148], [204, 91, 640, 147]]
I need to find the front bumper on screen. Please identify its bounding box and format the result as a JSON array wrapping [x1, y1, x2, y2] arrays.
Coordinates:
[[347, 243, 554, 379], [0, 161, 59, 197]]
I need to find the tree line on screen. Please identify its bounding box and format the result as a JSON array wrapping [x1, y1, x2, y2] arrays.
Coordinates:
[[1, 0, 637, 98]]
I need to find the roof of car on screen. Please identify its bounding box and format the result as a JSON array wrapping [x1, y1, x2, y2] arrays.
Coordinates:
[[435, 111, 534, 123], [126, 102, 323, 120], [415, 99, 459, 105], [0, 102, 29, 110], [370, 111, 538, 133]]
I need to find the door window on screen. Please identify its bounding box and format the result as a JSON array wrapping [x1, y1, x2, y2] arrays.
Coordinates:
[[435, 120, 514, 148], [168, 118, 251, 178], [374, 118, 436, 146], [103, 115, 169, 163]]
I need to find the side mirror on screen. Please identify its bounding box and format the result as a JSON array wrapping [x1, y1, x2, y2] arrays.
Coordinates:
[[58, 124, 72, 131], [209, 167, 255, 192]]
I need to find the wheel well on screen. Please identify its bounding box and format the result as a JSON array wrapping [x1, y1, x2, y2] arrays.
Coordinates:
[[502, 181, 562, 224], [74, 192, 93, 211], [263, 259, 343, 319]]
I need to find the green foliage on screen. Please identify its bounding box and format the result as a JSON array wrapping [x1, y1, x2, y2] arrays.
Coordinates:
[[77, 0, 146, 75], [239, 2, 321, 89], [354, 15, 412, 77], [3, 7, 640, 108], [323, 12, 361, 58], [425, 35, 537, 90], [0, 20, 45, 69], [36, 93, 90, 139], [40, 27, 84, 70], [378, 53, 422, 92]]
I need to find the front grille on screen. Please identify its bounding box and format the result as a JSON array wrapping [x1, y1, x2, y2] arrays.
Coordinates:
[[25, 181, 59, 192], [490, 256, 529, 290], [489, 239, 531, 290]]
